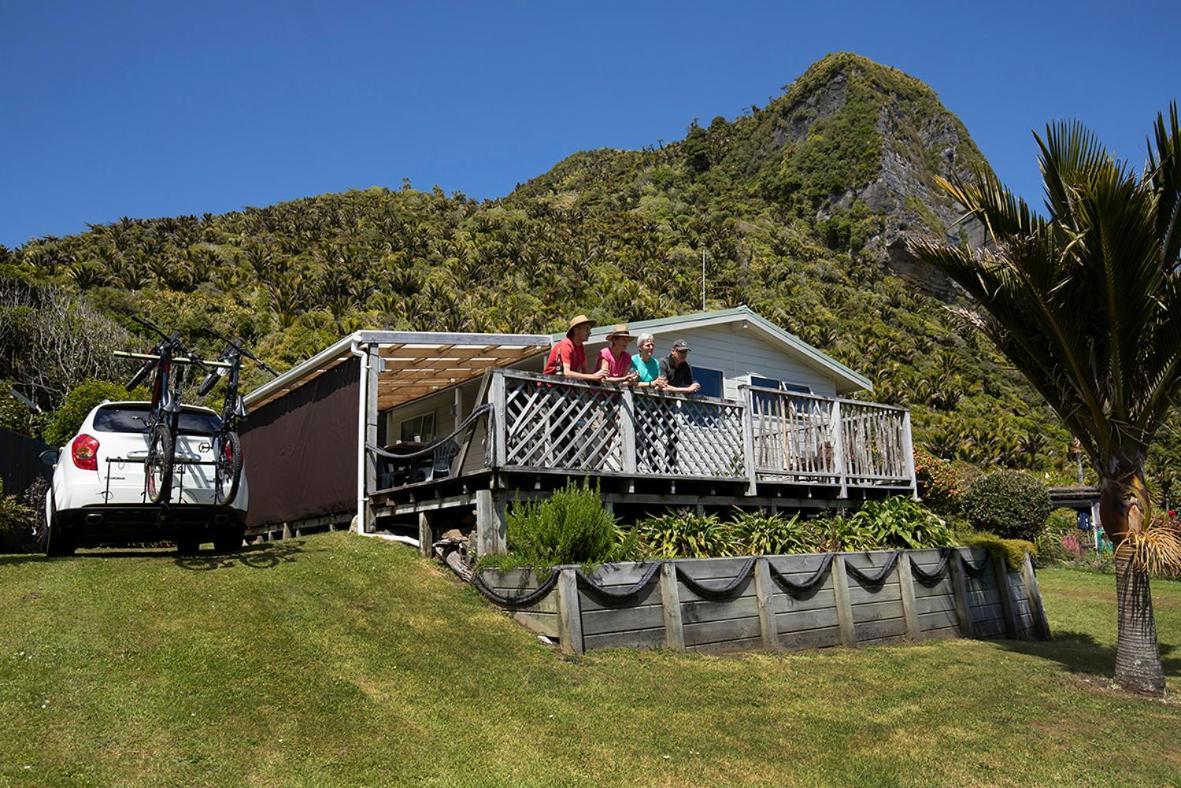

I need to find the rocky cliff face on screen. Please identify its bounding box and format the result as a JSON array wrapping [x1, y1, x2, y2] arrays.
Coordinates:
[[752, 53, 988, 297]]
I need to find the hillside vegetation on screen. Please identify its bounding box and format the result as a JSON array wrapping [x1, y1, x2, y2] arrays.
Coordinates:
[[1, 52, 1177, 489], [0, 532, 1178, 784]]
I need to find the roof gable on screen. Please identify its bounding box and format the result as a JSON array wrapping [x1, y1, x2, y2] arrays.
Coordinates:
[[562, 306, 871, 393]]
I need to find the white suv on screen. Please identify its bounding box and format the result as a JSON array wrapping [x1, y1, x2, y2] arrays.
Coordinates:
[[38, 400, 249, 555]]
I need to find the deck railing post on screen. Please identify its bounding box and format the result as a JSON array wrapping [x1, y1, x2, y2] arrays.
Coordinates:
[[490, 370, 507, 470], [901, 410, 917, 499], [831, 400, 847, 498], [740, 386, 758, 495], [619, 386, 637, 474]]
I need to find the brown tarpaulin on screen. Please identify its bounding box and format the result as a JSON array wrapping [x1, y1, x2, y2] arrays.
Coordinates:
[[240, 357, 359, 528]]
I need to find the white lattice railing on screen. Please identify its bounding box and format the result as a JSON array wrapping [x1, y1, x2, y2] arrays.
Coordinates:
[[488, 369, 747, 480], [483, 370, 914, 492]]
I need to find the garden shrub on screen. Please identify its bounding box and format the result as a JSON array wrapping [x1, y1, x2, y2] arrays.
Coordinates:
[[913, 446, 979, 515], [730, 509, 818, 556], [635, 510, 740, 558], [0, 478, 33, 547], [1036, 508, 1082, 564], [961, 470, 1051, 542], [811, 513, 879, 553], [846, 496, 953, 550], [496, 482, 626, 569]]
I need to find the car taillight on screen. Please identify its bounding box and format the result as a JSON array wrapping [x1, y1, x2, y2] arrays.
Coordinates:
[[71, 434, 99, 471]]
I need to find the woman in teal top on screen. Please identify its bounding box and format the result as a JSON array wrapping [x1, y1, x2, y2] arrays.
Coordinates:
[[631, 333, 665, 389]]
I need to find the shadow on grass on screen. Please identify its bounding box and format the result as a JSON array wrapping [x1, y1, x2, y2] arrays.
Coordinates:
[[0, 540, 305, 569], [995, 630, 1180, 678], [173, 540, 305, 571]]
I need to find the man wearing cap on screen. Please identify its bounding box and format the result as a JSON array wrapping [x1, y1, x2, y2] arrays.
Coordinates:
[[658, 339, 701, 394], [597, 325, 640, 385], [545, 314, 609, 382]]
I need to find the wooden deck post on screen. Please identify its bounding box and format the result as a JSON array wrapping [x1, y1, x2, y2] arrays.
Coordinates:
[[896, 551, 922, 640], [740, 387, 758, 496], [659, 562, 685, 650], [992, 553, 1019, 639], [901, 410, 917, 499], [619, 387, 637, 475], [475, 489, 507, 556], [831, 400, 848, 499], [417, 512, 433, 558], [831, 555, 857, 646], [1021, 553, 1051, 640], [754, 557, 779, 649], [556, 567, 584, 655], [490, 370, 507, 470], [947, 548, 973, 637]]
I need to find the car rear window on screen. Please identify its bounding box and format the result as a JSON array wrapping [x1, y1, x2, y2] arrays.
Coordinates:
[[94, 405, 222, 436]]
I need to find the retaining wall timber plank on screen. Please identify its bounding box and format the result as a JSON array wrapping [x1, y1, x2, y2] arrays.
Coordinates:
[[475, 547, 1047, 654]]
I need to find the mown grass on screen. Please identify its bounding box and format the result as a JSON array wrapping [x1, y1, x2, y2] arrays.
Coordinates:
[[0, 533, 1178, 785]]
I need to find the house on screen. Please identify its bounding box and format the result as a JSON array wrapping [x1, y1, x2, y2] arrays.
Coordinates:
[[240, 306, 915, 554]]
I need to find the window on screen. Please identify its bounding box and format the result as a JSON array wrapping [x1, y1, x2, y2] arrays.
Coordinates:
[[750, 375, 811, 394], [94, 404, 221, 436], [694, 367, 723, 398], [399, 413, 436, 443]]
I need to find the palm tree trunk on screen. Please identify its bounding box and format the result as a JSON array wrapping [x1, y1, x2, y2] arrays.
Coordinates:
[[1113, 551, 1165, 695], [1101, 469, 1167, 696]]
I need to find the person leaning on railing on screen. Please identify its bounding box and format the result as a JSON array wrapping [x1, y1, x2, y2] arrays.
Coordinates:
[[597, 324, 640, 385], [544, 314, 609, 382], [630, 333, 667, 390], [658, 339, 701, 394]]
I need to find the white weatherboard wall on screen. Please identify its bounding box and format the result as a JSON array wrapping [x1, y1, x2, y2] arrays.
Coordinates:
[[587, 322, 841, 399]]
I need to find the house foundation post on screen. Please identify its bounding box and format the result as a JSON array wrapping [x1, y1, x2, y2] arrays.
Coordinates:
[[475, 489, 507, 556]]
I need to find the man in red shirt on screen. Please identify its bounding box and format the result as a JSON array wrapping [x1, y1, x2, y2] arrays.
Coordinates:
[[544, 314, 608, 382]]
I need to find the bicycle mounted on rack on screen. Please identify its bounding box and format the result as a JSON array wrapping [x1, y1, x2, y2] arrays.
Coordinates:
[[196, 333, 278, 505], [115, 316, 221, 504]]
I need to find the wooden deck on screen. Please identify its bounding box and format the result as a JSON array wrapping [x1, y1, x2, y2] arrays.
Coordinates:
[[374, 369, 914, 495], [363, 368, 917, 553]]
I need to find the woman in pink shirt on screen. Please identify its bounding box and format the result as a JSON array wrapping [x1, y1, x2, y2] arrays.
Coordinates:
[[597, 325, 639, 384]]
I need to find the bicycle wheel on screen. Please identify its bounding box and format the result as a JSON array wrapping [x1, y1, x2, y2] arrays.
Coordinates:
[[213, 430, 243, 506], [145, 423, 174, 504]]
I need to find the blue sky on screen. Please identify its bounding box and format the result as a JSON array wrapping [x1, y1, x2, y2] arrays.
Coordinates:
[[2, 0, 1179, 248]]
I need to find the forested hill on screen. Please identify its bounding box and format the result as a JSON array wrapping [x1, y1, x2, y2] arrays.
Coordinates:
[[0, 52, 1175, 485]]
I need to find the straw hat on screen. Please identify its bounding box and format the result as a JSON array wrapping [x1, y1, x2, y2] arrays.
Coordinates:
[[605, 324, 635, 341], [566, 314, 596, 337]]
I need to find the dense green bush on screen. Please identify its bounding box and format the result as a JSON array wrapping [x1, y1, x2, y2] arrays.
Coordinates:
[[496, 482, 629, 568], [0, 478, 33, 545], [846, 496, 953, 549], [635, 511, 741, 559], [913, 446, 980, 515], [43, 379, 147, 448], [730, 510, 817, 556], [1036, 508, 1081, 564], [961, 470, 1052, 542]]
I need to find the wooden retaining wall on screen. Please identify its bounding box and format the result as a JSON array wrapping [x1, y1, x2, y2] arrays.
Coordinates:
[[478, 547, 1050, 655]]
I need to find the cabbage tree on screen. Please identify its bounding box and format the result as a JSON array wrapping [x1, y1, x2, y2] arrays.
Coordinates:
[[910, 105, 1181, 696]]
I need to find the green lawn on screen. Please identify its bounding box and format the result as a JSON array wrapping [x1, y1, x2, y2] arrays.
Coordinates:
[[1, 534, 1178, 786]]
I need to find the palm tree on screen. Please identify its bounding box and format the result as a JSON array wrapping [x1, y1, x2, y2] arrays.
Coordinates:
[[910, 105, 1181, 696]]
